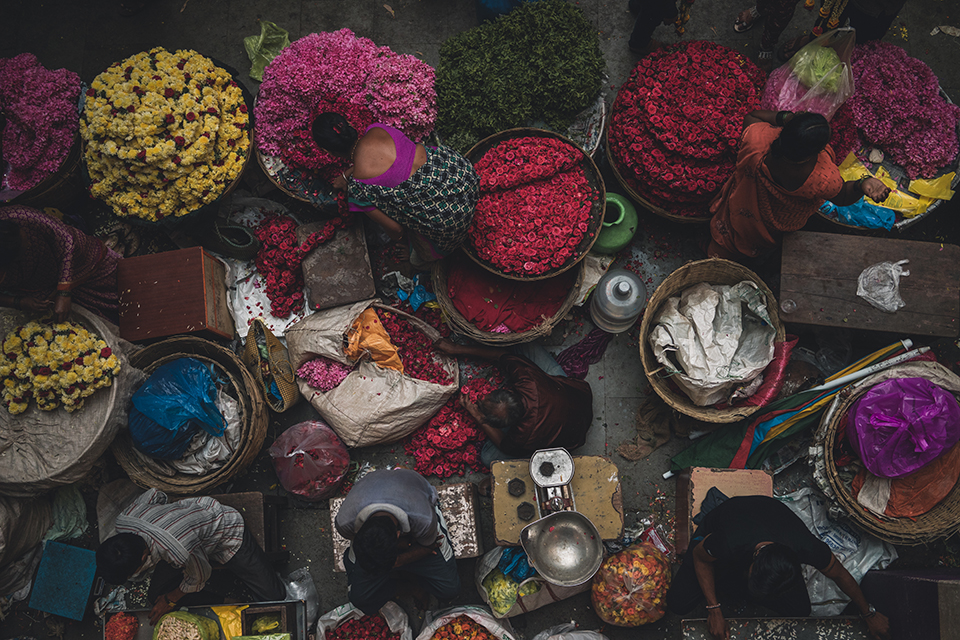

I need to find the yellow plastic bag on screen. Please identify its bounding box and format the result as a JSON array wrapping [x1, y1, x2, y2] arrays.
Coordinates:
[[909, 173, 956, 201], [838, 160, 924, 217], [210, 605, 247, 640], [344, 308, 404, 373]]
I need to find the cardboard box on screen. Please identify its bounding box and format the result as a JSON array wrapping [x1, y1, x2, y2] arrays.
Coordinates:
[[118, 247, 235, 342], [674, 467, 773, 555]]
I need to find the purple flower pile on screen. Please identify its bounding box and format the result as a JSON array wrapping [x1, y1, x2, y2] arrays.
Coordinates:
[[848, 41, 960, 179], [255, 29, 436, 172], [0, 53, 81, 191]]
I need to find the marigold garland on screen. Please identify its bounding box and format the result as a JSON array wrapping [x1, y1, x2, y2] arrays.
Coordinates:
[[430, 615, 499, 640], [81, 47, 250, 221], [1, 320, 120, 414]]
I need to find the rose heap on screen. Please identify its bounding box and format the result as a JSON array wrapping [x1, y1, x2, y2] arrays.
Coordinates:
[[81, 47, 249, 221]]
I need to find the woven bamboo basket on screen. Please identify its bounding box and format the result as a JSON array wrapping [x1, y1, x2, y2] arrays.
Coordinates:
[[463, 127, 605, 282], [603, 126, 710, 225], [255, 145, 329, 205], [112, 336, 268, 495], [10, 132, 85, 212], [639, 258, 786, 423], [817, 360, 960, 546], [431, 258, 584, 346]]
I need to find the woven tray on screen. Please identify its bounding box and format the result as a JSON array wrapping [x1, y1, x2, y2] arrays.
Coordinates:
[[112, 336, 268, 495], [463, 127, 605, 281], [638, 258, 785, 423], [431, 258, 584, 346]]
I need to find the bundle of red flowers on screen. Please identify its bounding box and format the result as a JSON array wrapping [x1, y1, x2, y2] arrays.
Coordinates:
[[375, 309, 454, 385], [609, 41, 765, 218], [104, 613, 139, 640], [254, 214, 351, 318], [405, 375, 502, 478], [327, 613, 400, 640], [468, 135, 598, 276], [431, 615, 499, 640]]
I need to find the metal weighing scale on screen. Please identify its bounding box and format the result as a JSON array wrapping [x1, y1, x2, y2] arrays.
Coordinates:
[[529, 448, 576, 518]]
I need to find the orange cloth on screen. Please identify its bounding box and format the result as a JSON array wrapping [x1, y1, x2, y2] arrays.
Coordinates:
[[708, 122, 844, 261], [344, 308, 404, 373], [852, 442, 960, 518]]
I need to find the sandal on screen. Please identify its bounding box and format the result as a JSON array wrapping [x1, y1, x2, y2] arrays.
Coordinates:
[[733, 6, 761, 33], [757, 49, 774, 74], [778, 34, 811, 62]]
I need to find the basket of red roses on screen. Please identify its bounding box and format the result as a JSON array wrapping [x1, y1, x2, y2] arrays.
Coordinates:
[[638, 258, 785, 423], [607, 41, 766, 224], [431, 255, 584, 346], [464, 128, 605, 281]]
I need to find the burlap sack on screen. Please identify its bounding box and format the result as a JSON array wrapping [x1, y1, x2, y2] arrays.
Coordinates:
[[286, 299, 458, 448]]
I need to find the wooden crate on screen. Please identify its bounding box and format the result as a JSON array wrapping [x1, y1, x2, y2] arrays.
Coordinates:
[[118, 247, 235, 342], [241, 602, 298, 635]]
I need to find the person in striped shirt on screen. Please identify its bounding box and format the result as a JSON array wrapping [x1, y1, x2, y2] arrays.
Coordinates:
[[96, 489, 285, 623]]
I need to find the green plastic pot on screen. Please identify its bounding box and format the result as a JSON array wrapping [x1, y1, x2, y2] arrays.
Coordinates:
[[592, 193, 638, 255]]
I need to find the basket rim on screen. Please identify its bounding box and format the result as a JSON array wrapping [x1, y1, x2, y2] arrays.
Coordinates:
[[462, 127, 606, 282], [431, 257, 585, 346], [638, 257, 785, 423]]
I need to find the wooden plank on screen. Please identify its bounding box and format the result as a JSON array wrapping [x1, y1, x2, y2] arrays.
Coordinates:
[[780, 232, 960, 337], [682, 617, 869, 639]]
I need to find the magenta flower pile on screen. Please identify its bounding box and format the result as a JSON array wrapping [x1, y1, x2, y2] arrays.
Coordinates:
[[848, 41, 960, 179], [297, 357, 354, 392], [255, 29, 436, 175], [0, 53, 80, 191]]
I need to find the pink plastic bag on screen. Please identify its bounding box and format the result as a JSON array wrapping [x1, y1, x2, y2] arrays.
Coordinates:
[[268, 421, 350, 501], [847, 377, 960, 478]]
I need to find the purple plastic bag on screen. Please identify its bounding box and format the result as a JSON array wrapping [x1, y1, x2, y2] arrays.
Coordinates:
[[848, 377, 960, 478]]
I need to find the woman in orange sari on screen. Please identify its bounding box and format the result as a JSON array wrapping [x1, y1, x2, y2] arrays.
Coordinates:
[[708, 110, 890, 263]]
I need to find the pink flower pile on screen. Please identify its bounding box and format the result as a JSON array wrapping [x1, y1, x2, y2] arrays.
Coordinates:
[[848, 41, 960, 179], [0, 53, 80, 190], [255, 29, 437, 174], [297, 357, 354, 392]]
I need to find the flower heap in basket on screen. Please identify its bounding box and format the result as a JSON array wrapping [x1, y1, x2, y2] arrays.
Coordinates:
[[431, 615, 499, 640], [1, 320, 120, 414], [468, 135, 598, 276], [0, 53, 81, 191], [609, 41, 765, 218], [327, 613, 401, 640], [255, 28, 436, 184], [81, 47, 249, 222]]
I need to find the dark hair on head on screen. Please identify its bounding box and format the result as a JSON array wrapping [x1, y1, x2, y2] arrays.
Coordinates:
[[311, 112, 358, 157], [771, 112, 831, 163], [748, 543, 801, 599], [353, 515, 398, 574], [96, 533, 148, 585], [480, 389, 525, 430], [0, 220, 21, 270]]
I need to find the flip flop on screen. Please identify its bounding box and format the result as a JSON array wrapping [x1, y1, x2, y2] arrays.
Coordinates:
[[733, 6, 761, 33]]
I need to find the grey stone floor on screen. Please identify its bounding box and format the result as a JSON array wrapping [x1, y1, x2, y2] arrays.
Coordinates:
[[5, 0, 960, 639]]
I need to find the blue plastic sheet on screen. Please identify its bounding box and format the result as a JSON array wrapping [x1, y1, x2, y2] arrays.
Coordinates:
[[819, 198, 895, 230], [498, 546, 538, 581], [132, 358, 225, 437], [128, 406, 201, 459]]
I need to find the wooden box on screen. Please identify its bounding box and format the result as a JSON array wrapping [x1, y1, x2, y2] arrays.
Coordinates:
[[240, 602, 298, 635], [118, 247, 235, 342], [675, 467, 773, 555]]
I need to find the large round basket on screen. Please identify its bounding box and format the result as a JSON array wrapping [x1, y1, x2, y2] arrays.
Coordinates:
[[463, 127, 605, 281], [431, 258, 584, 346], [639, 258, 786, 423], [604, 126, 710, 225], [112, 336, 268, 495], [8, 132, 86, 212], [815, 360, 960, 546]]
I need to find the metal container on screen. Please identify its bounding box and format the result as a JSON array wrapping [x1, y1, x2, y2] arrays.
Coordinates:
[[589, 268, 647, 333], [520, 511, 604, 587]]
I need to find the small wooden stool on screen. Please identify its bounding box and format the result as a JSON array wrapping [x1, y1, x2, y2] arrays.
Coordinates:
[[212, 492, 289, 564], [329, 482, 482, 572]]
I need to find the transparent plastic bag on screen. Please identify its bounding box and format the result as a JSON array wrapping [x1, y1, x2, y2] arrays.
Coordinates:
[[776, 28, 856, 119], [590, 542, 670, 627], [269, 421, 350, 501], [856, 259, 909, 313], [284, 567, 320, 630]]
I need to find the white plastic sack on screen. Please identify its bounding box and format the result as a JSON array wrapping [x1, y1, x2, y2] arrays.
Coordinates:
[[284, 567, 320, 630], [168, 389, 242, 475], [531, 623, 610, 640], [417, 605, 517, 640], [856, 259, 909, 313], [649, 281, 776, 406], [778, 488, 897, 616], [317, 601, 413, 640], [475, 547, 591, 618]]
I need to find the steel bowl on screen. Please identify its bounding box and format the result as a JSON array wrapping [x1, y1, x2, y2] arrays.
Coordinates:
[[520, 511, 604, 587]]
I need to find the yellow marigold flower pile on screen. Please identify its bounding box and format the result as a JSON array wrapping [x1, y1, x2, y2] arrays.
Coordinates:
[[81, 47, 250, 222], [591, 542, 671, 626], [0, 321, 121, 414], [430, 615, 498, 640]]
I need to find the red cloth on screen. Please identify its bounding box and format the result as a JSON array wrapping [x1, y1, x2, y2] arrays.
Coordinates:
[[498, 354, 593, 456], [447, 258, 574, 332]]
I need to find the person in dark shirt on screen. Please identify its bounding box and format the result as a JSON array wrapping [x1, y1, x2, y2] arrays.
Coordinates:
[[667, 496, 890, 640], [434, 340, 593, 466]]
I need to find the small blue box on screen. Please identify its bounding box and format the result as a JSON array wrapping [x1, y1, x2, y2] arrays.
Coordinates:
[[29, 541, 97, 621]]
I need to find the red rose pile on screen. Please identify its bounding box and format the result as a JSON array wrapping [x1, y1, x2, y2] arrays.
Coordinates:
[[327, 613, 400, 640], [468, 136, 598, 276], [405, 374, 503, 477], [376, 309, 454, 385], [254, 214, 351, 318], [609, 41, 765, 218], [104, 613, 139, 640]]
